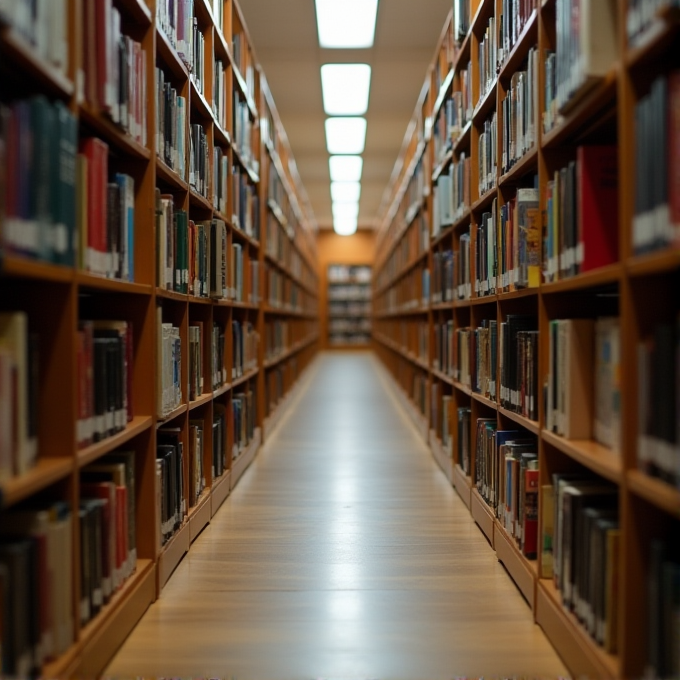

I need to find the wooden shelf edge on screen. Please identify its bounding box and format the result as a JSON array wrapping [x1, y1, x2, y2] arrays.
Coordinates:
[[230, 428, 261, 490], [536, 579, 620, 680], [0, 254, 74, 282], [498, 9, 538, 82], [499, 146, 539, 187], [156, 404, 188, 427], [541, 429, 622, 484], [77, 273, 152, 295], [494, 521, 537, 609], [626, 248, 680, 277], [78, 104, 151, 160], [156, 158, 189, 192], [428, 429, 453, 482], [627, 469, 680, 517], [188, 490, 211, 542], [472, 391, 498, 411], [2, 457, 74, 508], [470, 487, 495, 547], [78, 416, 154, 467], [210, 470, 231, 517], [498, 406, 539, 434], [471, 185, 497, 213], [540, 263, 623, 294], [453, 464, 472, 509], [158, 520, 190, 590], [231, 367, 259, 390]]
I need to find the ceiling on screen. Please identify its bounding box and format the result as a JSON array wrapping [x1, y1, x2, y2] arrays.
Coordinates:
[[238, 0, 454, 230]]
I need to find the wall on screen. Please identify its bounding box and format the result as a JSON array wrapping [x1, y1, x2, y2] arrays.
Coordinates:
[[316, 230, 376, 350]]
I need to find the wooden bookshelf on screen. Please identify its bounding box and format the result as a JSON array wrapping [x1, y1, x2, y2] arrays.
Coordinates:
[[373, 1, 680, 677], [0, 0, 319, 675]]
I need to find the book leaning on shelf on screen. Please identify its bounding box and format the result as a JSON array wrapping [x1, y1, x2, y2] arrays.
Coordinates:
[[157, 311, 182, 419], [0, 311, 38, 480], [0, 98, 77, 266]]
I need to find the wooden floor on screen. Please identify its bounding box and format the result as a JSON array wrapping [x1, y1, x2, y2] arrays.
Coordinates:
[[106, 352, 568, 679]]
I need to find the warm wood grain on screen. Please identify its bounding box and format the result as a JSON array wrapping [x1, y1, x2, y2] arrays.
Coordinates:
[[107, 353, 567, 678]]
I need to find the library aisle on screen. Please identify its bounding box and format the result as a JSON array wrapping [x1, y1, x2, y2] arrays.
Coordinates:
[[106, 352, 567, 679]]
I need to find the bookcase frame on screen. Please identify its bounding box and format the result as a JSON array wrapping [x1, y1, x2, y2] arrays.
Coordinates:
[[373, 1, 680, 678], [0, 0, 318, 675]]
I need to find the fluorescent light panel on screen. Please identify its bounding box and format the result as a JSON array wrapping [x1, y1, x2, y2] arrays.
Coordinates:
[[331, 181, 361, 203], [325, 117, 367, 154], [329, 155, 363, 182], [321, 64, 371, 115], [315, 0, 379, 48], [333, 216, 358, 236], [332, 201, 359, 220]]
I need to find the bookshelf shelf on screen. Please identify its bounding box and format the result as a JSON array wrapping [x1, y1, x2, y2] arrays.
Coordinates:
[[494, 521, 536, 608], [453, 380, 472, 396], [188, 393, 213, 411], [189, 188, 213, 211], [431, 224, 455, 248], [453, 463, 472, 509], [453, 121, 472, 155], [214, 121, 231, 147], [187, 294, 212, 306], [158, 520, 190, 590], [156, 26, 189, 80], [431, 367, 454, 386], [232, 143, 259, 183], [540, 263, 623, 294], [542, 430, 622, 483], [536, 579, 619, 680], [156, 158, 189, 192], [264, 335, 319, 370], [78, 104, 151, 160], [212, 383, 231, 399], [156, 287, 189, 302], [498, 147, 539, 187], [627, 470, 680, 518], [498, 407, 540, 435], [189, 81, 213, 121], [473, 77, 498, 124], [77, 273, 153, 295], [156, 403, 189, 427], [471, 488, 495, 546], [541, 71, 617, 149], [77, 416, 155, 468], [1, 256, 74, 282], [210, 469, 231, 517], [498, 10, 538, 82], [188, 490, 211, 542], [625, 11, 680, 69], [0, 28, 74, 97], [626, 249, 680, 278], [116, 0, 153, 25], [497, 287, 539, 301], [1, 457, 74, 508], [232, 226, 260, 250], [432, 69, 454, 122], [471, 186, 497, 213], [231, 367, 259, 390], [432, 149, 454, 183], [471, 391, 497, 411]]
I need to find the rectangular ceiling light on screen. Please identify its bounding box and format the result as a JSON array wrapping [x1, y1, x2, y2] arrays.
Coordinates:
[[332, 201, 360, 220], [334, 216, 358, 236], [329, 155, 363, 182], [325, 117, 367, 155], [315, 0, 379, 48], [331, 181, 361, 203], [321, 64, 371, 115]]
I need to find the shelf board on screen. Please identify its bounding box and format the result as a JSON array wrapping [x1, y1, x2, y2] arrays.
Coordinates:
[[213, 24, 234, 66], [499, 146, 539, 187], [230, 428, 261, 489], [471, 185, 497, 213], [431, 223, 455, 249], [1, 457, 74, 508], [625, 8, 680, 70], [210, 469, 231, 517], [189, 188, 214, 212], [156, 287, 188, 302], [431, 69, 454, 122], [453, 297, 473, 308], [374, 250, 429, 296], [429, 429, 453, 481], [472, 391, 498, 411], [188, 392, 213, 410], [536, 579, 619, 680], [431, 368, 454, 386], [188, 489, 211, 542], [158, 520, 190, 590], [231, 225, 261, 250], [430, 300, 455, 311], [156, 403, 188, 426], [42, 641, 80, 679], [374, 306, 429, 319], [232, 143, 260, 183], [156, 26, 189, 81], [77, 273, 153, 295], [156, 158, 189, 192], [627, 470, 680, 518], [232, 65, 258, 120], [264, 335, 319, 370], [187, 294, 212, 305], [231, 300, 260, 311], [453, 463, 472, 509], [213, 120, 231, 147], [432, 149, 454, 183], [78, 416, 154, 468], [626, 248, 680, 278], [76, 559, 155, 677], [541, 71, 617, 149], [116, 0, 153, 25], [498, 406, 540, 435], [494, 521, 536, 609], [0, 27, 74, 97], [472, 77, 498, 125], [453, 379, 472, 396], [189, 79, 213, 120], [231, 367, 259, 390], [497, 286, 539, 301], [0, 255, 74, 283], [453, 120, 472, 155], [78, 104, 151, 161], [212, 382, 231, 399], [540, 263, 622, 294], [542, 429, 622, 484], [498, 10, 538, 83], [471, 488, 495, 547], [469, 293, 498, 306]]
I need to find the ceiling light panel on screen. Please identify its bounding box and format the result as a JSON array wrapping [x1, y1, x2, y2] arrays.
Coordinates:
[[325, 117, 367, 155], [315, 0, 379, 48], [321, 64, 371, 115], [332, 201, 360, 220], [331, 181, 361, 203], [329, 156, 363, 182], [333, 216, 358, 236]]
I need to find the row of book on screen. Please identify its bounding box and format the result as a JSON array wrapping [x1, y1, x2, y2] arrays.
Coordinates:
[[475, 420, 539, 557], [455, 322, 497, 399], [457, 406, 472, 475], [188, 18, 206, 96], [477, 16, 498, 106], [431, 249, 454, 304], [474, 200, 499, 296], [327, 264, 372, 284], [498, 0, 536, 65], [232, 319, 259, 379], [82, 0, 147, 146], [189, 123, 210, 200], [265, 320, 290, 362], [405, 157, 426, 215], [0, 312, 38, 480], [633, 71, 680, 256], [188, 417, 207, 506], [433, 320, 455, 376], [328, 284, 372, 302], [328, 319, 372, 334], [431, 385, 453, 450], [268, 166, 296, 231], [266, 268, 309, 312], [157, 317, 182, 418], [547, 317, 621, 453], [374, 212, 428, 289], [432, 153, 470, 236], [213, 58, 228, 131], [232, 32, 256, 103], [157, 0, 195, 63], [232, 164, 260, 239], [232, 388, 256, 458], [478, 112, 497, 196], [500, 49, 538, 175], [543, 474, 620, 653], [213, 146, 229, 216], [233, 94, 255, 172], [328, 301, 372, 317], [637, 316, 680, 489], [628, 0, 680, 44], [432, 71, 472, 164], [77, 320, 134, 449], [156, 427, 186, 546], [0, 0, 67, 73], [1, 97, 77, 266], [156, 68, 187, 178]]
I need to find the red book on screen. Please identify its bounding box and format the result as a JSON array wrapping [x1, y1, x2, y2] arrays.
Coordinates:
[[577, 145, 619, 272], [522, 468, 539, 558], [79, 138, 109, 275], [669, 71, 680, 246]]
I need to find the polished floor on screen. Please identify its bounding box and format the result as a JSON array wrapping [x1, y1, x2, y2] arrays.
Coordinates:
[[106, 352, 568, 679]]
